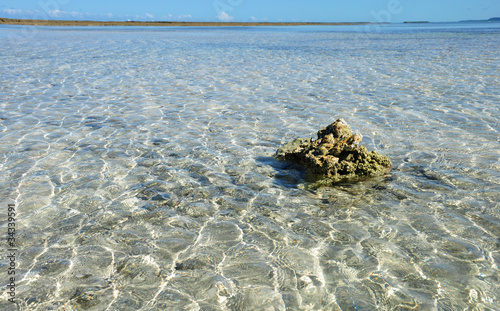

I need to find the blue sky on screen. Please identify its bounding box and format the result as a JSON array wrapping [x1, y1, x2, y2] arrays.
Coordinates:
[[1, 0, 498, 23]]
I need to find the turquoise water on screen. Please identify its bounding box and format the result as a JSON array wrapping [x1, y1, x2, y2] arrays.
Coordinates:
[[0, 23, 499, 310]]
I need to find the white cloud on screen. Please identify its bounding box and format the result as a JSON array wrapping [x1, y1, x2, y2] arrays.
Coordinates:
[[2, 8, 112, 20], [249, 16, 267, 22], [217, 11, 234, 22], [160, 14, 194, 21], [1, 8, 192, 22], [3, 9, 23, 16], [47, 10, 82, 18], [49, 10, 61, 17]]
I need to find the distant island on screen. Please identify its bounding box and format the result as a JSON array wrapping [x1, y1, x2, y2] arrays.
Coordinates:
[[403, 21, 429, 24], [460, 17, 500, 23], [0, 17, 372, 27]]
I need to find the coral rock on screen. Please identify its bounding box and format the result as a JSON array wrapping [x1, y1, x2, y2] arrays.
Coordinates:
[[276, 119, 391, 186]]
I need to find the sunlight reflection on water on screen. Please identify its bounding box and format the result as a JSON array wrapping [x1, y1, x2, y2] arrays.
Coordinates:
[[0, 24, 499, 310]]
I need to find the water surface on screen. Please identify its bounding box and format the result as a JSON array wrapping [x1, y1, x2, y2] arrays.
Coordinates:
[[0, 23, 499, 310]]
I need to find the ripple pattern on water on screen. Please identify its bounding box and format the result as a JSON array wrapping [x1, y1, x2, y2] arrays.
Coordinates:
[[0, 24, 499, 310]]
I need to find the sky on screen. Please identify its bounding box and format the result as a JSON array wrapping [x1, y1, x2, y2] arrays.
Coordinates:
[[0, 0, 499, 23]]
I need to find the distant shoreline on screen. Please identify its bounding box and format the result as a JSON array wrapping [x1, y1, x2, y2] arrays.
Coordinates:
[[0, 17, 373, 27]]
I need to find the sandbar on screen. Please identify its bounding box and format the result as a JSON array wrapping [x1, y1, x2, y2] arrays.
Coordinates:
[[0, 17, 371, 27]]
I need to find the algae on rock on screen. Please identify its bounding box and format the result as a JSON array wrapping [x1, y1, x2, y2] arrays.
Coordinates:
[[276, 119, 391, 186]]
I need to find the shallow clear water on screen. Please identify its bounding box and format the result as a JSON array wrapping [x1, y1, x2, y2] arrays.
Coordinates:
[[0, 23, 499, 310]]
